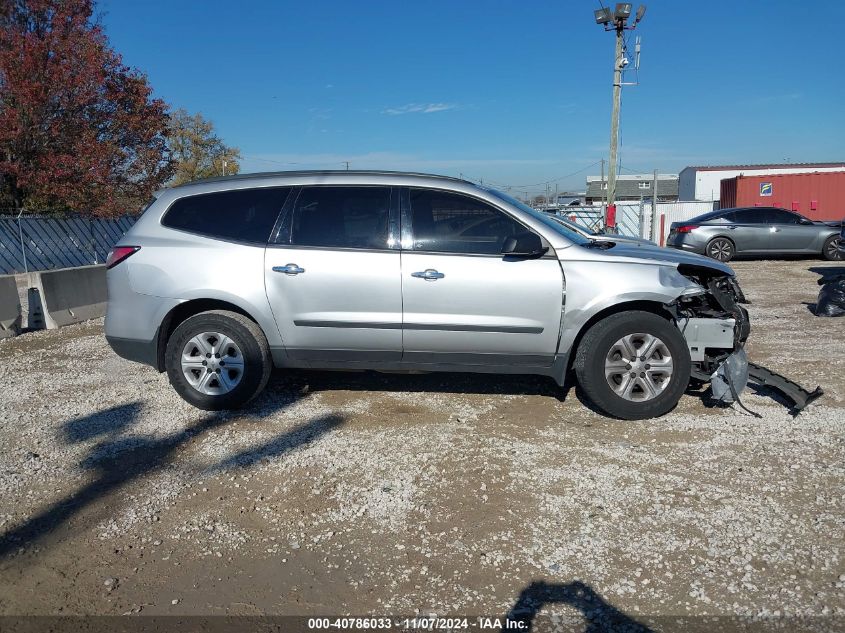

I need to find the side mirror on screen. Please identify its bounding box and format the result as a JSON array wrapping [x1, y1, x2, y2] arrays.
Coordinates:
[[502, 232, 548, 258], [799, 217, 813, 225]]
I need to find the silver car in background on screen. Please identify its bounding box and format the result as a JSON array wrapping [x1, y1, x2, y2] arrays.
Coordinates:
[[105, 171, 751, 420], [666, 206, 843, 262]]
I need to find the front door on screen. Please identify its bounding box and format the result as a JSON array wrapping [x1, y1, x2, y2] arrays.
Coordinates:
[[264, 186, 402, 362], [399, 188, 564, 366], [765, 208, 819, 252]]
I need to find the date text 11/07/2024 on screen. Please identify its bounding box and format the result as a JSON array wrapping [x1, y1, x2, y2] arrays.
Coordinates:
[[307, 617, 528, 630]]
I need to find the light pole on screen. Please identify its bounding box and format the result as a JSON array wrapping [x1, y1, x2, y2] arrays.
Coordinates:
[[594, 3, 646, 230]]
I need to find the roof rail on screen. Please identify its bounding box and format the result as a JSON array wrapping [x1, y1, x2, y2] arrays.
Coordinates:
[[174, 169, 470, 188]]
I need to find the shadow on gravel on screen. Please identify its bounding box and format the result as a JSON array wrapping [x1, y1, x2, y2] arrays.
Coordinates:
[[61, 402, 143, 443], [0, 395, 343, 560], [504, 580, 652, 632]]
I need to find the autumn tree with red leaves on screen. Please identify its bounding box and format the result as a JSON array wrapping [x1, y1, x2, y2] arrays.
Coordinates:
[[0, 0, 173, 216]]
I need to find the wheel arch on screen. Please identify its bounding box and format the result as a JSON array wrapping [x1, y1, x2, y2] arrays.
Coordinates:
[[154, 299, 262, 372], [564, 299, 675, 376], [706, 234, 735, 250]]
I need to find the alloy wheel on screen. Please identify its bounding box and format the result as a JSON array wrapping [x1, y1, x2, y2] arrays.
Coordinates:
[[707, 238, 733, 261], [604, 332, 674, 402], [827, 237, 843, 260]]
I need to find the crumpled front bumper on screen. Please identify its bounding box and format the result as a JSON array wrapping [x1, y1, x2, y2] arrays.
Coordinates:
[[673, 267, 822, 414]]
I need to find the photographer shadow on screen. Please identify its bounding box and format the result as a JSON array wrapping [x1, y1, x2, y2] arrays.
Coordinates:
[[504, 580, 652, 633]]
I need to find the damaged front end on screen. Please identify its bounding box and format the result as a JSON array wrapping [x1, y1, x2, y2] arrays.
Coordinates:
[[669, 264, 822, 414]]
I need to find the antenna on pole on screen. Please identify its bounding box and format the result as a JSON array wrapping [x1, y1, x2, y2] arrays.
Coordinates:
[[635, 36, 641, 70]]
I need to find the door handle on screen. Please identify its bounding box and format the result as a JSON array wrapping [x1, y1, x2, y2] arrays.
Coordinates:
[[727, 225, 737, 230], [411, 269, 445, 281], [273, 263, 305, 275]]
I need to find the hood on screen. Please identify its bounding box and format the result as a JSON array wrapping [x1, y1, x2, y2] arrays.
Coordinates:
[[594, 234, 657, 246], [579, 240, 735, 276]]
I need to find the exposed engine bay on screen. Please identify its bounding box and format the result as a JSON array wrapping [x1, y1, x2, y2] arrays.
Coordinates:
[[670, 264, 822, 414]]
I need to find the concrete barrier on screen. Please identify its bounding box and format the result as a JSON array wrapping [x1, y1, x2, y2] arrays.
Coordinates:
[[27, 264, 107, 329], [0, 275, 22, 338]]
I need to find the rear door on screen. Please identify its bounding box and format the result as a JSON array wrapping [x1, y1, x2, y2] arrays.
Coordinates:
[[399, 187, 564, 367], [728, 208, 770, 253], [764, 208, 818, 252], [264, 185, 402, 362]]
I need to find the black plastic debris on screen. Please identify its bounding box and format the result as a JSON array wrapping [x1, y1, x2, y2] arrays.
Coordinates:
[[710, 348, 823, 416], [747, 362, 824, 415], [816, 274, 845, 317]]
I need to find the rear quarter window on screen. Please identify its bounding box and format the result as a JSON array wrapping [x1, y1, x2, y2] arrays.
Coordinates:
[[162, 187, 291, 244]]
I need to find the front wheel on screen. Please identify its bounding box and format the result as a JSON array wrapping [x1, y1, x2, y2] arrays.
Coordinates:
[[822, 235, 843, 261], [574, 311, 692, 420], [706, 237, 735, 262], [165, 310, 272, 410]]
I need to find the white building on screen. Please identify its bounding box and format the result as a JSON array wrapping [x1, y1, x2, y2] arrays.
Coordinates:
[[678, 162, 845, 202]]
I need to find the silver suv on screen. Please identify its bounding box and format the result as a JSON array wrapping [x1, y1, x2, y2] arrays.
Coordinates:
[[105, 171, 750, 420]]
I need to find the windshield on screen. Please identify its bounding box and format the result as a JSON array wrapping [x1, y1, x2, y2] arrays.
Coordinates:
[[484, 188, 591, 246]]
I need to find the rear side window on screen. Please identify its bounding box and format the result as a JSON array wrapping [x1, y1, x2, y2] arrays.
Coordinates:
[[735, 208, 769, 224], [162, 188, 290, 244], [289, 186, 392, 249], [409, 188, 526, 254]]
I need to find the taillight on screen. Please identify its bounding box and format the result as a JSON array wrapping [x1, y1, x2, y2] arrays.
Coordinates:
[[106, 246, 140, 269], [675, 225, 699, 234]]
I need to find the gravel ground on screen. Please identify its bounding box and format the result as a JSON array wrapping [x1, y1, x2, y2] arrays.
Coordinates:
[[0, 259, 843, 629]]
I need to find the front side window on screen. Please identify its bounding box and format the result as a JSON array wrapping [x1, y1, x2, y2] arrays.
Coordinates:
[[162, 187, 290, 244], [289, 186, 391, 249], [764, 208, 801, 224], [408, 189, 527, 254]]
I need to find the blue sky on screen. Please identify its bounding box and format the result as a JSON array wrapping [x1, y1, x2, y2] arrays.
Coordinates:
[[100, 1, 843, 194]]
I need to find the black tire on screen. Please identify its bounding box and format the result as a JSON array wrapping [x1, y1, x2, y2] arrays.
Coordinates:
[[822, 235, 843, 261], [165, 310, 272, 411], [574, 311, 692, 420], [705, 237, 735, 262]]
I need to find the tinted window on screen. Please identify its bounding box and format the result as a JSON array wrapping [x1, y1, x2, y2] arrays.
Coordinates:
[[734, 208, 770, 224], [765, 208, 801, 224], [409, 189, 527, 254], [289, 186, 391, 249], [163, 188, 289, 244], [485, 188, 589, 245], [689, 209, 729, 223]]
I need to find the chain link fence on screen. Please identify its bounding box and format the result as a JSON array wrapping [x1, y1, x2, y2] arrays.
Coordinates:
[[0, 214, 137, 275]]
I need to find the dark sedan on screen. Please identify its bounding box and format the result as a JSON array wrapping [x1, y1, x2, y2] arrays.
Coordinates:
[[666, 206, 843, 262]]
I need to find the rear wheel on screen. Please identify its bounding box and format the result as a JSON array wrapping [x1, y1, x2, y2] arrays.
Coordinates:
[[822, 235, 843, 261], [706, 237, 735, 262], [574, 311, 691, 420], [165, 310, 271, 410]]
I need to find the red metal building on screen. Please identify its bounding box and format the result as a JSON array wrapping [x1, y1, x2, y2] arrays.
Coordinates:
[[720, 172, 845, 220]]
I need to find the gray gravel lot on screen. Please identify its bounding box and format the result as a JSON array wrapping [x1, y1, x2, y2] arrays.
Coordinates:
[[0, 259, 843, 627]]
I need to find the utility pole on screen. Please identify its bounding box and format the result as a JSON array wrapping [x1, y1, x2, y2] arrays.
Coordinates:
[[607, 27, 623, 209], [344, 161, 349, 170], [601, 158, 605, 207], [650, 168, 659, 241], [222, 159, 227, 177], [594, 3, 646, 230]]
